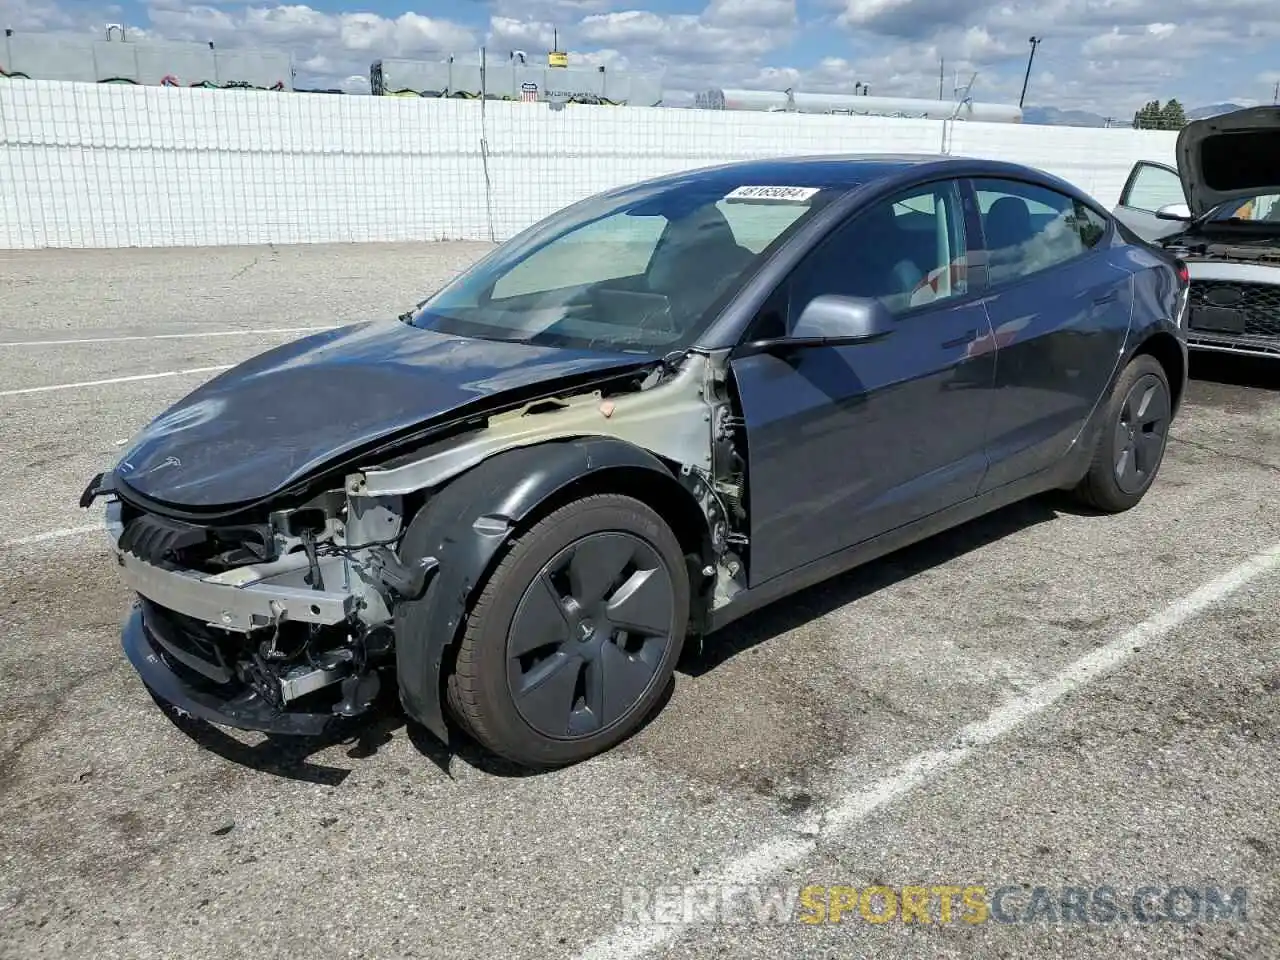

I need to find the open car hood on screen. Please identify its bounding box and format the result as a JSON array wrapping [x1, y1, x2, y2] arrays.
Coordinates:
[[1177, 105, 1280, 217], [112, 320, 652, 511]]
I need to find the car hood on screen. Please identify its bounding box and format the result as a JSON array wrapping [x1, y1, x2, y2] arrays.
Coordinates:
[[113, 320, 652, 509], [1177, 105, 1280, 217]]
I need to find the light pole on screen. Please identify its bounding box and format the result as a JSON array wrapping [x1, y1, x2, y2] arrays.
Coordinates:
[[1019, 36, 1041, 108]]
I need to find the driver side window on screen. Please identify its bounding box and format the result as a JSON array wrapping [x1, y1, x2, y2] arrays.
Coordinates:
[[746, 179, 970, 339]]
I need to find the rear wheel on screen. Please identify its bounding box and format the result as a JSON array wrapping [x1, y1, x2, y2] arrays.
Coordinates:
[[446, 494, 689, 768], [1071, 354, 1172, 512]]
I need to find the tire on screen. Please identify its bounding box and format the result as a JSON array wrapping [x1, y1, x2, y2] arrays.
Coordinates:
[[445, 493, 690, 768], [1071, 354, 1172, 513]]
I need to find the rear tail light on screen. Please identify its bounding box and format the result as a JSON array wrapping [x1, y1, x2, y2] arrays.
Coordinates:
[[1174, 259, 1190, 326]]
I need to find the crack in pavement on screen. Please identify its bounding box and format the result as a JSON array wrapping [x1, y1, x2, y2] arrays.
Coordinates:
[[227, 243, 280, 282], [0, 660, 126, 795], [1171, 435, 1280, 474]]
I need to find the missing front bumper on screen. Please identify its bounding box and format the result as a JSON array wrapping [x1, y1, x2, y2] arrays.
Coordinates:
[[122, 604, 344, 736]]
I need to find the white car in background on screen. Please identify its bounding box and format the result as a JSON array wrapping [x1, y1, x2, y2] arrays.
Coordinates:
[[1112, 105, 1280, 359]]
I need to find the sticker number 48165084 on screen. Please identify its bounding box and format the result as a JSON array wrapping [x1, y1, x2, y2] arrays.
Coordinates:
[[723, 185, 821, 203]]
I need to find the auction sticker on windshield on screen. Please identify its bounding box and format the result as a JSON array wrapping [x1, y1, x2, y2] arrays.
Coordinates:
[[724, 185, 821, 203]]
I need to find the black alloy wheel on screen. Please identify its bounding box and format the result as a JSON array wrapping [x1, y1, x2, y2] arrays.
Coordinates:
[[506, 531, 676, 739], [445, 493, 690, 768], [1113, 370, 1171, 495], [1072, 353, 1173, 512]]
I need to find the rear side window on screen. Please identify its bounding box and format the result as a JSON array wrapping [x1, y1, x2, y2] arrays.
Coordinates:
[[973, 178, 1094, 284], [1072, 201, 1109, 248]]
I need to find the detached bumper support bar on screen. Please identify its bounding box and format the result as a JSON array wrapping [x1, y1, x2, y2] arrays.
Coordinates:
[[115, 548, 355, 632]]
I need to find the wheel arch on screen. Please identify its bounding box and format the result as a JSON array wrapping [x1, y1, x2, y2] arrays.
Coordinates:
[[392, 436, 714, 741], [1130, 329, 1187, 414]]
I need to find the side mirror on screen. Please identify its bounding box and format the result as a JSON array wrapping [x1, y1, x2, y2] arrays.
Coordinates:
[[792, 294, 894, 342], [1155, 202, 1191, 222], [739, 294, 894, 356]]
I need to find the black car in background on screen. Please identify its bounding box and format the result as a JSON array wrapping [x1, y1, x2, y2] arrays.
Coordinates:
[[1112, 105, 1280, 359]]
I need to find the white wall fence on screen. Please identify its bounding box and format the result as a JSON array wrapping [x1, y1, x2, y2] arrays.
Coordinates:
[[1, 79, 1180, 250]]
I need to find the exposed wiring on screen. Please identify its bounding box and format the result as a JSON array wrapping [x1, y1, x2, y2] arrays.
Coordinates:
[[320, 533, 406, 556], [301, 529, 325, 590]]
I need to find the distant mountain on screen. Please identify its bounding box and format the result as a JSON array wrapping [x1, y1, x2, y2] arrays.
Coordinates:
[[1022, 106, 1110, 127], [1022, 102, 1254, 127], [1185, 102, 1248, 120]]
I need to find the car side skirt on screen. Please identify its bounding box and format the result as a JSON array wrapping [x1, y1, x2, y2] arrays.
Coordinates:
[[707, 402, 1102, 635]]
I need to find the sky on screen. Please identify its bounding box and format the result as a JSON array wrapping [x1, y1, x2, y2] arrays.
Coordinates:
[[3, 0, 1279, 115]]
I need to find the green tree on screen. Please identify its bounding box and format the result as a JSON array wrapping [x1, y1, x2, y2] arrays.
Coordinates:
[[1132, 99, 1188, 130], [1161, 98, 1187, 128], [1133, 100, 1162, 129]]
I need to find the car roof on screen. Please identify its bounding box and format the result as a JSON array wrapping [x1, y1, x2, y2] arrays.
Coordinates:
[[634, 152, 1105, 213], [633, 154, 943, 191], [627, 152, 1069, 196]]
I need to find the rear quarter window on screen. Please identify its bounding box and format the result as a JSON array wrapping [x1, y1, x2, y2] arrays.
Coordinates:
[[973, 178, 1099, 284]]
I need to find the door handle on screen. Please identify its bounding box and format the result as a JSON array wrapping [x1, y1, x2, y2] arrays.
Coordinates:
[[1092, 291, 1119, 306], [941, 329, 977, 350]]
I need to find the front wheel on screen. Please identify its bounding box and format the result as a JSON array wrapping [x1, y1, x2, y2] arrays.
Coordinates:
[[446, 493, 690, 768], [1071, 353, 1172, 512]]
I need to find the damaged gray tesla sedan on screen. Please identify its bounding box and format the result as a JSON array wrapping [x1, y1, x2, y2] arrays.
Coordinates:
[[83, 154, 1189, 768]]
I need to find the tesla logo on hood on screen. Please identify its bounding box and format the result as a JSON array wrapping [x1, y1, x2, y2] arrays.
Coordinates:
[[124, 456, 183, 477]]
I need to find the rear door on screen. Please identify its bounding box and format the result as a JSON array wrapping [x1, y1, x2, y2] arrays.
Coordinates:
[[969, 177, 1136, 492], [1112, 161, 1190, 242]]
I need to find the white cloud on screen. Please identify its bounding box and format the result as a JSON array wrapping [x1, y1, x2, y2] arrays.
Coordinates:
[[145, 3, 475, 54], [703, 0, 796, 29], [138, 1, 476, 86], [577, 1, 795, 63], [2, 0, 1274, 117], [0, 0, 99, 29], [488, 15, 558, 53]]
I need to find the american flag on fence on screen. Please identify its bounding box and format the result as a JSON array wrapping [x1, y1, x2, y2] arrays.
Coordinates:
[[521, 83, 538, 103]]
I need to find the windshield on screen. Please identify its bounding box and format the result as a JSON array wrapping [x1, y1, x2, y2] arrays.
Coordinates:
[[1209, 193, 1280, 223], [409, 175, 839, 353]]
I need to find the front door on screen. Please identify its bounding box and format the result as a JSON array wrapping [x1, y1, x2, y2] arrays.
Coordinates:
[[1112, 160, 1190, 242], [728, 178, 998, 587]]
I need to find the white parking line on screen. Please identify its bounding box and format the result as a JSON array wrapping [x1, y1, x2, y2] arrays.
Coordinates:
[[0, 365, 233, 397], [1, 524, 102, 548], [574, 541, 1280, 960], [0, 325, 337, 348]]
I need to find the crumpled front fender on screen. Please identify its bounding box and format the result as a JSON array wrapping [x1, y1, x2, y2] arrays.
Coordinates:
[[393, 436, 696, 742]]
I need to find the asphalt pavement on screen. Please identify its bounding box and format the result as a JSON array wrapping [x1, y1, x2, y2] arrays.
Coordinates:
[[0, 242, 1277, 960]]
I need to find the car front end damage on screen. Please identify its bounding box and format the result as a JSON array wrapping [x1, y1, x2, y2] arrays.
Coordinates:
[[98, 472, 434, 735], [86, 350, 750, 741]]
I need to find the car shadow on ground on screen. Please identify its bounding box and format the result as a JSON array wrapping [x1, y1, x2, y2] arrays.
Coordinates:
[[683, 492, 1070, 676], [150, 491, 1080, 783]]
